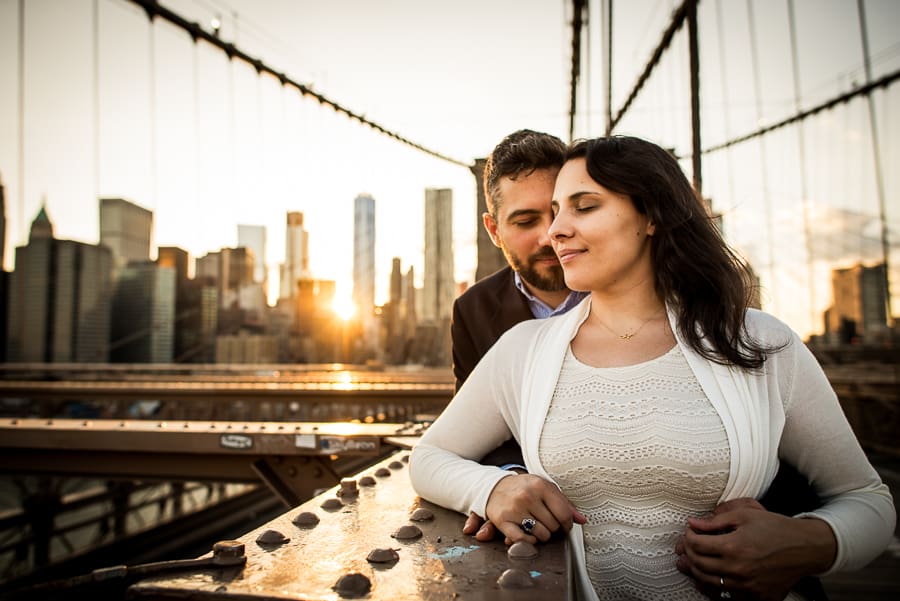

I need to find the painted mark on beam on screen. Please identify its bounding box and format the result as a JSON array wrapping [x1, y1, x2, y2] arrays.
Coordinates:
[[427, 545, 480, 560]]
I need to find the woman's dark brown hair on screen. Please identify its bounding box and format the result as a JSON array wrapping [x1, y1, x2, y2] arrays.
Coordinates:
[[566, 136, 776, 369]]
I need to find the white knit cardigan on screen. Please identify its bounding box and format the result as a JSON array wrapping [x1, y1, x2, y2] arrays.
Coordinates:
[[410, 297, 895, 601]]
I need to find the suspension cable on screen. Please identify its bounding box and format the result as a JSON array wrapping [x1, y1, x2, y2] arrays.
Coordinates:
[[702, 67, 900, 154], [125, 0, 472, 169], [568, 0, 586, 142], [608, 0, 692, 132]]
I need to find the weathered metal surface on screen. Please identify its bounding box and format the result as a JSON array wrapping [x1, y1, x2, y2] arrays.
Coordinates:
[[0, 419, 417, 505], [0, 418, 402, 455], [128, 453, 568, 600]]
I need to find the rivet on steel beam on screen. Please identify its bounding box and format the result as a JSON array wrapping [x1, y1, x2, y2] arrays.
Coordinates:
[[337, 479, 358, 498], [497, 568, 535, 588], [255, 529, 289, 547], [212, 540, 246, 565], [410, 508, 434, 522], [321, 498, 343, 511], [366, 548, 399, 564], [374, 467, 391, 478], [391, 524, 422, 540], [388, 461, 404, 470], [292, 511, 319, 527], [287, 466, 297, 477], [508, 541, 539, 559], [358, 476, 376, 487], [333, 572, 371, 598]]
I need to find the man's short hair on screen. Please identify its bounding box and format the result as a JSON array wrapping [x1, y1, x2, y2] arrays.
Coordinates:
[[484, 129, 566, 216]]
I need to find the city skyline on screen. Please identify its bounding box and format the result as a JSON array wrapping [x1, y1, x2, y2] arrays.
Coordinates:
[[1, 1, 898, 338]]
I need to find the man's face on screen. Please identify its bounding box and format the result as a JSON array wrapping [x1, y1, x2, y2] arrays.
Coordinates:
[[484, 167, 567, 293]]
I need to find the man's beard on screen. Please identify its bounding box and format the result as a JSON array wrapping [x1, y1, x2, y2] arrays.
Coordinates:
[[504, 245, 568, 292]]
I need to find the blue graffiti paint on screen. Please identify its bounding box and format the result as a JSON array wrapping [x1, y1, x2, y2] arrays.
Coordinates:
[[427, 545, 480, 560]]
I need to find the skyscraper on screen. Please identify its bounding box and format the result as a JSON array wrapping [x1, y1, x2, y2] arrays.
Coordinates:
[[423, 188, 455, 323], [353, 193, 376, 323], [280, 211, 309, 300], [99, 197, 153, 272], [0, 171, 6, 270], [7, 206, 112, 362], [110, 261, 176, 363], [826, 263, 889, 342], [238, 224, 267, 285]]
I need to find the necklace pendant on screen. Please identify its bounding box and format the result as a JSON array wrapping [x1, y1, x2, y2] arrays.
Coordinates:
[[619, 333, 634, 340]]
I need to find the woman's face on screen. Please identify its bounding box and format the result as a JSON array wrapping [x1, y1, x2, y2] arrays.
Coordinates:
[[549, 157, 655, 294]]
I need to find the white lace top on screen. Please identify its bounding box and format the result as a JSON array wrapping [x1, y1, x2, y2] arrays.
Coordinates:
[[539, 344, 729, 600]]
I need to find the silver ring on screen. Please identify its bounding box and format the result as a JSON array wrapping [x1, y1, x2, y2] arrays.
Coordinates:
[[520, 517, 536, 534], [719, 576, 731, 599]]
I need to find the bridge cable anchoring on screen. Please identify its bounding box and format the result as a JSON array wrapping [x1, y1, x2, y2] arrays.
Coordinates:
[[126, 0, 472, 169]]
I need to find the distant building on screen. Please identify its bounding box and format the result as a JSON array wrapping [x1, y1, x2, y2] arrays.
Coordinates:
[[353, 193, 376, 345], [99, 197, 153, 272], [280, 211, 310, 300], [238, 224, 267, 285], [196, 246, 256, 309], [0, 174, 7, 361], [7, 206, 112, 362], [825, 263, 889, 343], [215, 332, 278, 363], [382, 258, 419, 364], [109, 261, 175, 363], [471, 159, 505, 281], [423, 188, 455, 323]]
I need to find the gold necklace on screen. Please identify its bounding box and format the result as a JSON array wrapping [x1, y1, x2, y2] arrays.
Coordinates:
[[595, 307, 665, 341]]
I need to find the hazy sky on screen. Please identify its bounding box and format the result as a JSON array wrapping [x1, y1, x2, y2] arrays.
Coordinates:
[[0, 0, 593, 304], [1, 0, 898, 336]]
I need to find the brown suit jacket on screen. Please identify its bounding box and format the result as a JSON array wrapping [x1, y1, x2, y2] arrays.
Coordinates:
[[451, 266, 534, 392]]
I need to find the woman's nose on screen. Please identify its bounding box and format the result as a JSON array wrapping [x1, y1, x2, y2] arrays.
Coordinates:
[[548, 212, 569, 239]]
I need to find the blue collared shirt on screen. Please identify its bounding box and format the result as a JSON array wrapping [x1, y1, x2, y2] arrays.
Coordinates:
[[514, 271, 588, 319]]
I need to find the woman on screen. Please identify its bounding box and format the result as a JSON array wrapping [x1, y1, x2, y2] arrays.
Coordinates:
[[410, 136, 895, 601]]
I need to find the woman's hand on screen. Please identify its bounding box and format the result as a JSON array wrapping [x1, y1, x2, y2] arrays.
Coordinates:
[[485, 473, 586, 545], [675, 498, 836, 600]]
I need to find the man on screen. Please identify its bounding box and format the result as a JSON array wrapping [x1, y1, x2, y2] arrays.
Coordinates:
[[450, 129, 587, 541], [451, 129, 587, 391]]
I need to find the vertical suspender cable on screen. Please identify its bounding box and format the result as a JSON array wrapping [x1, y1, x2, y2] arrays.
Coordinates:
[[603, 0, 612, 135], [17, 0, 25, 241], [787, 0, 818, 333], [746, 0, 778, 314], [857, 0, 893, 325], [148, 14, 158, 210], [583, 0, 590, 136], [93, 0, 101, 205], [687, 0, 702, 198], [714, 0, 736, 210]]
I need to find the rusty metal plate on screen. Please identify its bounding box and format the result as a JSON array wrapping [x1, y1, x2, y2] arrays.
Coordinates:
[[129, 453, 568, 600], [0, 419, 403, 456]]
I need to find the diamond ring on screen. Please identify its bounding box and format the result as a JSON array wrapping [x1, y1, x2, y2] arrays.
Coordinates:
[[520, 517, 537, 534]]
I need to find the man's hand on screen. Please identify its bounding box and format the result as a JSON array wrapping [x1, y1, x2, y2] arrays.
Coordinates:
[[485, 473, 586, 545], [675, 498, 836, 600]]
